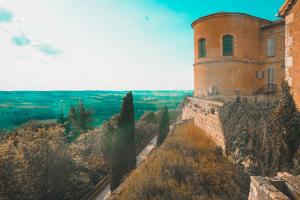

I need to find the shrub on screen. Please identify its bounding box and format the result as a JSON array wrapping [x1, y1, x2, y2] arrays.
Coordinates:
[[0, 125, 92, 200]]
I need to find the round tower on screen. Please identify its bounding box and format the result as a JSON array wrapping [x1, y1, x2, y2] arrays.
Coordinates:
[[192, 12, 272, 97]]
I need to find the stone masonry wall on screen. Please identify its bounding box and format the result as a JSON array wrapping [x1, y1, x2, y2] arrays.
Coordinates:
[[248, 172, 300, 200], [182, 97, 225, 150], [285, 0, 300, 110]]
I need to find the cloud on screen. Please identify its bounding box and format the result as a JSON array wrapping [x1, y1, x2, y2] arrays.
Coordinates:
[[11, 35, 31, 46], [0, 8, 14, 22], [35, 43, 63, 56]]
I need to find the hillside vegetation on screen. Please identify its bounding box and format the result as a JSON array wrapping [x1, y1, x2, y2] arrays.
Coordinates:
[[0, 110, 160, 200], [116, 124, 249, 200], [220, 83, 300, 176]]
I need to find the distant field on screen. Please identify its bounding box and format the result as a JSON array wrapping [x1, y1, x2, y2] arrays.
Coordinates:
[[0, 90, 192, 130]]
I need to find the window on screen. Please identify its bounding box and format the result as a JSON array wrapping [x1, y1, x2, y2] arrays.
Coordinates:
[[268, 67, 275, 84], [256, 70, 265, 79], [223, 34, 234, 56], [267, 37, 276, 57], [198, 38, 206, 58]]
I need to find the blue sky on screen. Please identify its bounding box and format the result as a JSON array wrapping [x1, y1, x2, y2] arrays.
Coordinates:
[[0, 0, 285, 90]]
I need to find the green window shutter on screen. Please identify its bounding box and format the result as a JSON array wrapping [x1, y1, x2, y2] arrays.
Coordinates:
[[198, 38, 206, 58], [223, 35, 233, 56]]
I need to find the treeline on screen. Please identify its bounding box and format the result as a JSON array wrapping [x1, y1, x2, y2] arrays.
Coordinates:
[[0, 92, 172, 200]]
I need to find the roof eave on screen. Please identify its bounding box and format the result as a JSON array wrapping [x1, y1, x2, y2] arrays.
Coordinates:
[[191, 12, 272, 28]]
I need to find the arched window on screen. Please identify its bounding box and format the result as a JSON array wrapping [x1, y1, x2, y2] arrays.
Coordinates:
[[198, 38, 206, 58], [222, 34, 234, 56]]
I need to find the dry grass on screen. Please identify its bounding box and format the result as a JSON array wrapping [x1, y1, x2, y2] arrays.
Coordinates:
[[116, 124, 249, 200]]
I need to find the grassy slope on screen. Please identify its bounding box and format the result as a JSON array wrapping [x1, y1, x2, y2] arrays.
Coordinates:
[[116, 124, 249, 200]]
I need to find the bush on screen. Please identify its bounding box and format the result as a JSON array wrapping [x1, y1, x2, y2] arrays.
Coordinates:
[[0, 125, 92, 200]]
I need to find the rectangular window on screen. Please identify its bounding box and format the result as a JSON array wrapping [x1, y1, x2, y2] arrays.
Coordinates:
[[198, 38, 206, 58], [223, 35, 234, 56], [268, 67, 275, 84], [267, 37, 276, 57], [256, 71, 265, 79]]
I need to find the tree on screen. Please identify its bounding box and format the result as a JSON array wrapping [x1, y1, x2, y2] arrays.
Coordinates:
[[78, 100, 93, 131], [110, 92, 136, 191], [157, 106, 169, 146], [57, 106, 66, 126], [66, 101, 93, 140]]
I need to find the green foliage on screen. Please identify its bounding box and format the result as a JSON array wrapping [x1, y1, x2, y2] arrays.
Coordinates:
[[140, 112, 157, 124], [220, 82, 300, 176], [116, 124, 249, 200], [66, 101, 93, 141], [110, 92, 136, 191], [261, 82, 300, 174], [101, 116, 119, 159], [0, 125, 93, 200], [57, 106, 66, 126], [0, 98, 161, 200], [157, 106, 169, 146]]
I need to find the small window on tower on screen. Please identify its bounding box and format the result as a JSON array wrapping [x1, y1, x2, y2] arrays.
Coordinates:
[[198, 38, 206, 58], [223, 34, 234, 56]]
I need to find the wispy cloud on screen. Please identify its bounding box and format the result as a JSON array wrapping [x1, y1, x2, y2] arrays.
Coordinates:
[[11, 35, 31, 46], [0, 7, 14, 22], [0, 7, 63, 59], [35, 43, 63, 56]]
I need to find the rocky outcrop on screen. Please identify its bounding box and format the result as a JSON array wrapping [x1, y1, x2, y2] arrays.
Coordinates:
[[248, 172, 300, 200]]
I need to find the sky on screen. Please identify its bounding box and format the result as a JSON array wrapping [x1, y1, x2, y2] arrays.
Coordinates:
[[0, 0, 285, 91]]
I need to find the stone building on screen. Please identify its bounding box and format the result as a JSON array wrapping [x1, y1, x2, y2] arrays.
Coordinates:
[[192, 12, 285, 97], [278, 0, 300, 109]]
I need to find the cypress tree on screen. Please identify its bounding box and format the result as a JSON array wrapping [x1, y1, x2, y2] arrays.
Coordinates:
[[110, 91, 136, 191], [56, 106, 66, 126], [157, 106, 169, 146], [67, 101, 93, 137], [78, 100, 93, 131]]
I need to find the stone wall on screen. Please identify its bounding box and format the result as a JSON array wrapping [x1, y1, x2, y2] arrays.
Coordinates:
[[283, 0, 300, 110], [182, 97, 225, 150], [248, 172, 300, 200]]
